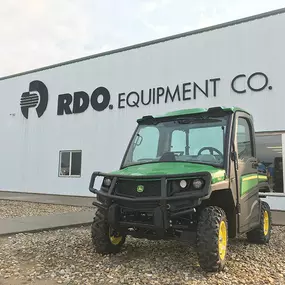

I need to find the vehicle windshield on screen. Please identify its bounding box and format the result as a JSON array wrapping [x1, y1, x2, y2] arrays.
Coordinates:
[[122, 114, 230, 168]]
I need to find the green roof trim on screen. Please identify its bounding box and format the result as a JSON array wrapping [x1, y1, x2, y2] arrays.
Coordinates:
[[138, 106, 250, 121], [161, 108, 210, 117], [159, 106, 248, 117]]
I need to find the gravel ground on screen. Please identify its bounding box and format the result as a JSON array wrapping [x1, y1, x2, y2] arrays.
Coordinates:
[[0, 226, 284, 285], [0, 200, 89, 219]]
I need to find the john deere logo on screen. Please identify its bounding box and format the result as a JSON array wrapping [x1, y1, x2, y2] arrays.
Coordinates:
[[137, 185, 144, 193]]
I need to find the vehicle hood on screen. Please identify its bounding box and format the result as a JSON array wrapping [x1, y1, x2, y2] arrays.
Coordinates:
[[110, 162, 226, 184]]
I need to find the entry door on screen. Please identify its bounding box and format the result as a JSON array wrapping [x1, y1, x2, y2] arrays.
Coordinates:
[[235, 113, 260, 233]]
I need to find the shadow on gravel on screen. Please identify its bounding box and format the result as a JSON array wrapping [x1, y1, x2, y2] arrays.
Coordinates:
[[97, 238, 205, 274]]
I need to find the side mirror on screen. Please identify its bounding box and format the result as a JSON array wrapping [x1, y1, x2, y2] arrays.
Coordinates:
[[134, 134, 143, 146]]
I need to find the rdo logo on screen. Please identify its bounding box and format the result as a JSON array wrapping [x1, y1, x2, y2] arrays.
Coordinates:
[[57, 86, 112, 115], [20, 80, 48, 119]]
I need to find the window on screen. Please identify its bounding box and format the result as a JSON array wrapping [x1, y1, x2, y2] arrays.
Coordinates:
[[256, 133, 283, 193], [59, 150, 82, 177], [188, 126, 225, 156], [171, 127, 225, 161], [132, 126, 159, 162], [171, 130, 186, 154], [122, 114, 229, 168], [237, 118, 253, 159]]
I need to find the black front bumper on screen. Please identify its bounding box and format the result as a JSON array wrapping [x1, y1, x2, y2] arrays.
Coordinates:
[[89, 171, 211, 231]]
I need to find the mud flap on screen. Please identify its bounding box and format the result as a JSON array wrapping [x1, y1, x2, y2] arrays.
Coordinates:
[[154, 206, 169, 237], [108, 203, 120, 229]]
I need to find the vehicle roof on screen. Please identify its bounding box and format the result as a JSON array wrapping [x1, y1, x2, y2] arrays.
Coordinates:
[[157, 106, 249, 118], [137, 106, 252, 123]]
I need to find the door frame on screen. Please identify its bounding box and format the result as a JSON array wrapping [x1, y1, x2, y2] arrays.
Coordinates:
[[232, 111, 261, 234]]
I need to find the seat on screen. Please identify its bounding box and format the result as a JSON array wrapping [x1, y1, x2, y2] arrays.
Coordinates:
[[159, 152, 176, 162]]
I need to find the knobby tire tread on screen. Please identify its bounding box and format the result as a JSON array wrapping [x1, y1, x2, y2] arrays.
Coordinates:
[[246, 201, 271, 244], [91, 208, 125, 254], [196, 206, 228, 272]]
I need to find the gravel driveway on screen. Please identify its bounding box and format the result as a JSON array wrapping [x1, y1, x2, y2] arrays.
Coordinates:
[[0, 225, 284, 285], [0, 200, 88, 219]]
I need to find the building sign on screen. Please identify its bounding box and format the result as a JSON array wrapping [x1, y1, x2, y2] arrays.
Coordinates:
[[231, 72, 272, 94], [117, 78, 220, 109], [20, 80, 48, 119], [57, 87, 112, 115], [20, 71, 272, 119]]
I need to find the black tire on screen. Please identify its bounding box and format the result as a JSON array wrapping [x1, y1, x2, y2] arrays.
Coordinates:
[[91, 208, 126, 254], [246, 201, 272, 244], [196, 206, 228, 272]]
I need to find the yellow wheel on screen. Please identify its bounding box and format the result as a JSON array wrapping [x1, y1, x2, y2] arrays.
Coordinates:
[[91, 209, 126, 254], [109, 228, 123, 245], [246, 201, 271, 244], [218, 221, 227, 261], [263, 210, 269, 236], [197, 206, 228, 272]]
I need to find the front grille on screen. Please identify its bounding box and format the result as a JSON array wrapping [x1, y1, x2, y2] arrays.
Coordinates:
[[117, 200, 159, 211], [115, 179, 161, 197]]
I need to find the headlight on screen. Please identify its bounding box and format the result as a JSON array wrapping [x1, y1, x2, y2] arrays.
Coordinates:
[[179, 179, 188, 189], [192, 178, 204, 189], [103, 178, 112, 187]]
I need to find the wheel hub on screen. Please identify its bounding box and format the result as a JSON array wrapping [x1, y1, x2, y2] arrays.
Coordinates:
[[218, 221, 227, 260], [109, 228, 123, 245], [263, 211, 269, 236]]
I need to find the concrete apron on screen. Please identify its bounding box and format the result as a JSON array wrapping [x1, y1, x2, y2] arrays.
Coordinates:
[[0, 209, 284, 237], [0, 191, 284, 237], [0, 191, 94, 207], [0, 210, 94, 237], [0, 191, 95, 236]]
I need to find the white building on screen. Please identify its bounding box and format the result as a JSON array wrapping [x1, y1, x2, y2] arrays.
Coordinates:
[[0, 8, 285, 210]]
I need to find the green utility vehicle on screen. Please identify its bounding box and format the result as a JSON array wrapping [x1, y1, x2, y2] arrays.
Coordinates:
[[89, 106, 272, 272]]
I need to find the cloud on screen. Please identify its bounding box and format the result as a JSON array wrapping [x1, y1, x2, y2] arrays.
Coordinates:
[[0, 0, 285, 77], [140, 1, 159, 13]]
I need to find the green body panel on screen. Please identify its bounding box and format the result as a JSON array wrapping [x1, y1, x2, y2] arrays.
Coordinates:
[[258, 174, 268, 182], [240, 173, 268, 196], [111, 162, 226, 184]]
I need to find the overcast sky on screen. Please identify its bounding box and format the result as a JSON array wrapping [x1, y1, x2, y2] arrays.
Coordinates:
[[0, 0, 284, 77]]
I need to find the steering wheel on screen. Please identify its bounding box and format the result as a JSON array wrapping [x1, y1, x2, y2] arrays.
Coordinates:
[[197, 147, 223, 160]]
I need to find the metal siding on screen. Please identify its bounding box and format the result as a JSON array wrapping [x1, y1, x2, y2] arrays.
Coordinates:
[[1, 7, 285, 81], [0, 11, 285, 202]]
